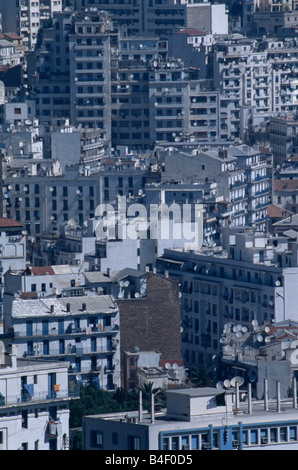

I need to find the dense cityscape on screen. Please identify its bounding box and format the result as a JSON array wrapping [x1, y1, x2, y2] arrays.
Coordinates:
[[1, 0, 298, 452]]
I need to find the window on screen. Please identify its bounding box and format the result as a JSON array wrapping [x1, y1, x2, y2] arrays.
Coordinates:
[[270, 428, 278, 443], [191, 435, 199, 449], [250, 429, 258, 445], [290, 426, 297, 441], [127, 435, 140, 450], [90, 430, 103, 448], [112, 433, 118, 445], [280, 427, 287, 442], [43, 340, 49, 355], [42, 320, 49, 335], [59, 339, 65, 354], [163, 437, 169, 450], [22, 410, 28, 428], [26, 321, 33, 336]]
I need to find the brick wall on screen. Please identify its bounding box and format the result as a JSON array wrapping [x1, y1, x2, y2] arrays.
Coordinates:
[[118, 273, 182, 365]]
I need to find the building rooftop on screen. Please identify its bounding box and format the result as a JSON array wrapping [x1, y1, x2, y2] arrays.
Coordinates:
[[274, 180, 298, 191], [11, 294, 118, 318], [0, 218, 24, 229]]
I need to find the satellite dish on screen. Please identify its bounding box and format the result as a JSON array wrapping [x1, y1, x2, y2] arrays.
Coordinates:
[[265, 326, 270, 333], [224, 379, 231, 388], [76, 374, 82, 381], [124, 281, 129, 287], [236, 331, 242, 338], [252, 319, 258, 327], [265, 337, 271, 343], [173, 363, 178, 370], [242, 326, 248, 333], [134, 292, 140, 298], [231, 376, 244, 387], [68, 218, 78, 227], [165, 362, 171, 369], [291, 340, 298, 348], [257, 335, 263, 342], [233, 326, 238, 333], [216, 381, 224, 390], [275, 280, 281, 287], [220, 337, 227, 344], [117, 291, 124, 299]]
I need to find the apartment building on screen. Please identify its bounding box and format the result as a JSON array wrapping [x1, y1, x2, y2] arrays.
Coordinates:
[[0, 218, 26, 329], [148, 54, 223, 145], [34, 11, 73, 125], [0, 0, 62, 51], [156, 230, 298, 369], [70, 0, 187, 37], [220, 320, 298, 400], [4, 151, 154, 241], [158, 144, 271, 231], [270, 113, 298, 166], [208, 38, 272, 140], [0, 340, 73, 450], [69, 11, 113, 140], [83, 385, 298, 450], [4, 294, 121, 390], [111, 34, 168, 150]]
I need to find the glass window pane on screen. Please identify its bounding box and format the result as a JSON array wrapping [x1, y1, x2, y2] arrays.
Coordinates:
[[163, 437, 169, 450], [250, 429, 258, 445], [191, 435, 199, 449], [280, 427, 287, 442], [242, 430, 248, 445], [171, 437, 179, 450], [290, 427, 297, 441], [270, 428, 278, 443]]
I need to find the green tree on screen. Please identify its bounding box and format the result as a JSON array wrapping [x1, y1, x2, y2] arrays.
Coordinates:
[[190, 366, 215, 388]]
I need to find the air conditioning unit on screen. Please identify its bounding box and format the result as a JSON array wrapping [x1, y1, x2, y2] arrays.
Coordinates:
[[201, 443, 210, 450], [232, 439, 239, 447], [261, 437, 268, 445]]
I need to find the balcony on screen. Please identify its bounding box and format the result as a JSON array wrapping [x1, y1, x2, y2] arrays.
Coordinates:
[[0, 388, 78, 408], [14, 324, 119, 339]]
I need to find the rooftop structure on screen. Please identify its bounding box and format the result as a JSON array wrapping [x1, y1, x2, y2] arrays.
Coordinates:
[[82, 383, 298, 450]]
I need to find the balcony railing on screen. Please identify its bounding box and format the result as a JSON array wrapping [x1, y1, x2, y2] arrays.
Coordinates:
[[0, 388, 79, 407], [14, 324, 119, 338]]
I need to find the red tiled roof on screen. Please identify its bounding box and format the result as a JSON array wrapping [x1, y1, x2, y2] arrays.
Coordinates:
[[0, 217, 24, 228], [267, 204, 293, 219], [20, 292, 38, 299], [274, 179, 298, 191], [28, 266, 55, 276]]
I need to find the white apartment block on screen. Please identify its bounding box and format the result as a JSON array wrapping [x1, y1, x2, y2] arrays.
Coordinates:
[[149, 57, 222, 145], [4, 295, 121, 391], [0, 341, 72, 450], [0, 218, 26, 330]]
